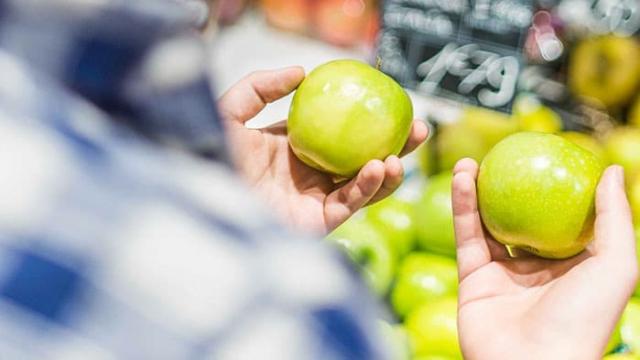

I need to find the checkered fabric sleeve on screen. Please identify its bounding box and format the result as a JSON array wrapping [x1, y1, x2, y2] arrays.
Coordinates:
[[0, 1, 391, 359]]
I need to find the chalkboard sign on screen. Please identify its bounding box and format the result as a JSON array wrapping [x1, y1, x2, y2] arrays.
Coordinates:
[[378, 0, 534, 113], [557, 0, 640, 36]]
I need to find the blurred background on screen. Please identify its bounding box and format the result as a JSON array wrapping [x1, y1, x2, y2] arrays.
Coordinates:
[[204, 1, 640, 358]]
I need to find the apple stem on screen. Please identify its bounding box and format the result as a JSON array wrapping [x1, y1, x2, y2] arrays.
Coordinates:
[[376, 57, 382, 70]]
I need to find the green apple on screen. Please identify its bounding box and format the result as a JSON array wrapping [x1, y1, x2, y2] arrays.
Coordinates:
[[435, 123, 488, 171], [606, 321, 623, 354], [629, 178, 640, 225], [635, 225, 640, 296], [569, 35, 640, 109], [418, 141, 438, 177], [378, 320, 411, 360], [604, 127, 640, 181], [478, 132, 605, 259], [366, 196, 416, 257], [560, 131, 607, 164], [288, 59, 413, 178], [413, 356, 456, 360], [513, 95, 562, 134], [325, 216, 395, 296], [603, 354, 640, 360], [391, 252, 458, 318], [415, 172, 456, 257], [405, 297, 462, 359], [622, 298, 640, 354], [460, 106, 518, 149]]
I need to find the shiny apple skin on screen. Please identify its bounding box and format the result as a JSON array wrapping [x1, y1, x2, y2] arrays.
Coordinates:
[[288, 59, 413, 178], [478, 132, 605, 259]]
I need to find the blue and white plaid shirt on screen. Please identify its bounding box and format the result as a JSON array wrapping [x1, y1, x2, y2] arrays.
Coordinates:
[[0, 1, 388, 358]]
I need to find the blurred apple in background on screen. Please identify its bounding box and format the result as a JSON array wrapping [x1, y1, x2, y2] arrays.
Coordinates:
[[415, 172, 456, 257], [604, 127, 640, 181], [312, 0, 376, 47], [288, 59, 413, 178], [435, 123, 487, 171], [630, 96, 640, 127], [260, 0, 310, 33], [460, 106, 518, 149], [325, 216, 395, 296], [418, 141, 438, 177], [569, 35, 640, 109], [366, 196, 416, 257], [512, 95, 562, 133], [478, 132, 604, 259], [622, 298, 640, 354], [391, 253, 457, 318], [405, 297, 462, 359], [560, 131, 607, 163]]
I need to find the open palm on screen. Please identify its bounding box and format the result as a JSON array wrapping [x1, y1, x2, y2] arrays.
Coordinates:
[[218, 67, 427, 234], [452, 159, 638, 360]]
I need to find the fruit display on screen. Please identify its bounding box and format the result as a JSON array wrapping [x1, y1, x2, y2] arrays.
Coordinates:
[[477, 132, 605, 259], [325, 215, 395, 296], [414, 172, 455, 257], [604, 128, 640, 182], [288, 59, 413, 178]]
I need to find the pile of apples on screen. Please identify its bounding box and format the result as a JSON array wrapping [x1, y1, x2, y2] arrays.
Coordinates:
[[325, 101, 640, 359]]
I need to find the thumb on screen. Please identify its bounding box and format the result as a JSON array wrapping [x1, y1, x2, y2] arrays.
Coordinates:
[[593, 166, 637, 276], [217, 66, 305, 125]]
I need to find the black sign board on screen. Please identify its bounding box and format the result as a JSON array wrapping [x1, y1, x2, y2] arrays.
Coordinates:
[[378, 0, 534, 113]]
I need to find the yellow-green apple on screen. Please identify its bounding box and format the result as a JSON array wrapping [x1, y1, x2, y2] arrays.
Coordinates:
[[325, 215, 395, 296], [513, 95, 562, 134], [460, 106, 518, 149], [560, 131, 607, 164], [569, 35, 640, 109], [391, 252, 457, 318], [366, 196, 416, 257], [415, 172, 456, 257], [629, 178, 640, 225], [435, 123, 487, 171], [405, 297, 462, 359], [622, 298, 640, 354], [603, 354, 640, 360], [478, 132, 605, 259], [604, 127, 640, 181], [288, 59, 413, 178]]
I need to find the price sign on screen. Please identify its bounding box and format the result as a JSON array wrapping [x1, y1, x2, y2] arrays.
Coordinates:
[[558, 0, 640, 36], [377, 0, 534, 112]]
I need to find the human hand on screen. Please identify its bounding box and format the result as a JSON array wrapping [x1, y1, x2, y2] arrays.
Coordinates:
[[218, 67, 428, 234], [452, 159, 639, 360]]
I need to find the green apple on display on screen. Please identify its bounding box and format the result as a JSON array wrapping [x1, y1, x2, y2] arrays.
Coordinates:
[[405, 297, 462, 359], [288, 59, 413, 178], [478, 132, 604, 259], [325, 216, 395, 296], [604, 127, 640, 181], [366, 196, 416, 257], [391, 252, 458, 318], [415, 172, 456, 257]]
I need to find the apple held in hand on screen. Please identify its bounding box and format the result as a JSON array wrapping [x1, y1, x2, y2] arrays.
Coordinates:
[[405, 297, 462, 359], [366, 195, 416, 257], [288, 59, 413, 178], [391, 252, 458, 318], [560, 131, 607, 164], [325, 216, 395, 296], [415, 172, 456, 257], [621, 298, 640, 354], [478, 132, 605, 259]]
